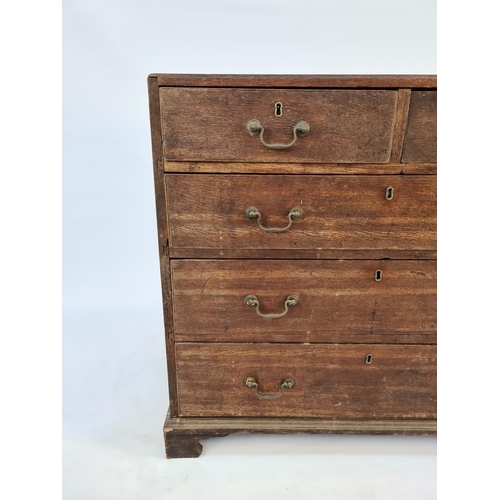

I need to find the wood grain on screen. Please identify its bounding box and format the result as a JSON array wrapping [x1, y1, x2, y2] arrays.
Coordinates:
[[171, 259, 436, 343], [160, 88, 397, 163], [163, 161, 437, 175], [175, 343, 437, 418], [149, 74, 438, 458], [403, 91, 437, 163], [163, 413, 436, 458], [155, 74, 437, 89], [148, 76, 178, 415], [165, 414, 437, 435], [148, 76, 168, 251], [169, 249, 437, 260], [390, 89, 412, 162], [161, 249, 178, 415], [165, 174, 437, 253]]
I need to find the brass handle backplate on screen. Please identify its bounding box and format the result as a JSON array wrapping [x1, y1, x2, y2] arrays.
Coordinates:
[[245, 206, 304, 233], [246, 119, 310, 149], [244, 294, 299, 319], [244, 377, 295, 400]]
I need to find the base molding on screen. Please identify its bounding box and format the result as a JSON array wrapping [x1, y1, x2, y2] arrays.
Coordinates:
[[163, 411, 437, 459]]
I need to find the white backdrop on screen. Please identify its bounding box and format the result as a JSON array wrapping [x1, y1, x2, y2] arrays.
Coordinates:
[[63, 1, 437, 498]]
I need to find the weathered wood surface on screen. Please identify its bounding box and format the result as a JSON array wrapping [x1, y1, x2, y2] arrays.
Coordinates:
[[164, 431, 224, 459], [163, 161, 437, 175], [160, 88, 397, 163], [147, 76, 168, 251], [171, 259, 436, 343], [165, 174, 437, 253], [164, 433, 204, 459], [163, 413, 436, 458], [155, 74, 437, 89], [163, 417, 437, 458], [390, 89, 412, 162], [403, 91, 437, 163], [169, 248, 437, 260], [160, 249, 178, 415], [165, 414, 437, 435], [175, 343, 437, 418], [150, 74, 438, 458], [148, 76, 178, 415]]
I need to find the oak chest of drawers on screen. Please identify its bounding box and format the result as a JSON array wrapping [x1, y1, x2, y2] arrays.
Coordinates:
[[147, 74, 437, 459]]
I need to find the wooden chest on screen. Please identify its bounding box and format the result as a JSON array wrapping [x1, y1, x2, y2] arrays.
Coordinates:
[[147, 74, 437, 458]]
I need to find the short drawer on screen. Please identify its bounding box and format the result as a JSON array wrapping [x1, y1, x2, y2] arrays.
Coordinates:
[[176, 343, 437, 418], [171, 259, 436, 344], [403, 91, 437, 163], [165, 174, 436, 254], [160, 88, 397, 163]]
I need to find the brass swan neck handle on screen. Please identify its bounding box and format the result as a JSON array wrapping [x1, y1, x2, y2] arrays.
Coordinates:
[[243, 377, 295, 400], [246, 119, 310, 150], [244, 294, 299, 319], [245, 206, 304, 233]]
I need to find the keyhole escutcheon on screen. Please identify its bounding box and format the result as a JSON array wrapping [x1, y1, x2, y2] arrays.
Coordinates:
[[365, 354, 373, 364], [275, 102, 283, 117], [375, 269, 383, 282], [385, 186, 394, 200]]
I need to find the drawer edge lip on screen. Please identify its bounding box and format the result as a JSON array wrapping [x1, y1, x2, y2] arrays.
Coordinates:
[[168, 249, 438, 260], [164, 412, 437, 435], [152, 74, 437, 89], [163, 161, 437, 173], [174, 341, 437, 346], [173, 336, 438, 344]]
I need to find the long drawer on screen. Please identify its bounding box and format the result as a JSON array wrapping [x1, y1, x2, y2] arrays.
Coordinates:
[[171, 259, 436, 344], [176, 343, 437, 418], [165, 174, 436, 255], [160, 88, 397, 163]]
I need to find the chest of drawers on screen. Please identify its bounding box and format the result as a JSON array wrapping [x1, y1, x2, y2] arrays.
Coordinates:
[[148, 74, 437, 459]]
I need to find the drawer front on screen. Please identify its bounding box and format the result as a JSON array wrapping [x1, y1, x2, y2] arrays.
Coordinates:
[[160, 88, 397, 163], [403, 91, 437, 163], [171, 260, 436, 343], [176, 343, 437, 418], [166, 174, 436, 253]]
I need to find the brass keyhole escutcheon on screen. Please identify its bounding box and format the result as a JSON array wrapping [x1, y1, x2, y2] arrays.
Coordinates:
[[385, 186, 394, 200], [375, 269, 383, 282], [365, 354, 373, 364], [275, 101, 283, 117]]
